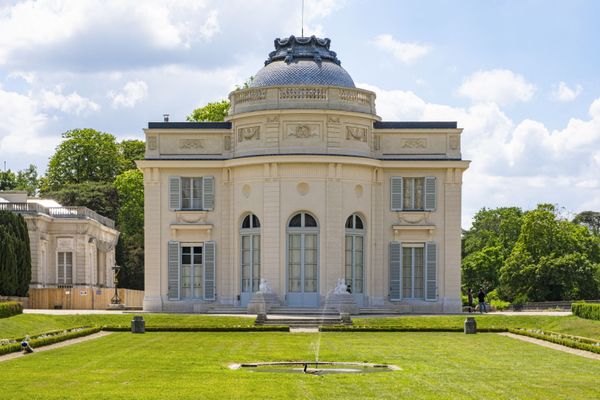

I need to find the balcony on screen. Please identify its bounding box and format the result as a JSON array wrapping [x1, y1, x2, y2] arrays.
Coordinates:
[[0, 203, 115, 229]]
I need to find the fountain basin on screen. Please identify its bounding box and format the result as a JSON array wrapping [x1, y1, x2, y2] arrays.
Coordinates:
[[229, 361, 401, 375]]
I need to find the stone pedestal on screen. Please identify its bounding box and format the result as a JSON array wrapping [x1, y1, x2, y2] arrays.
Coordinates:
[[131, 316, 145, 333], [247, 292, 281, 314], [325, 293, 359, 314], [464, 317, 477, 334]]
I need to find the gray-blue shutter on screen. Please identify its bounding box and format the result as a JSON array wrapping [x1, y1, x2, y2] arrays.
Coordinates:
[[169, 176, 181, 210], [168, 241, 180, 300], [389, 241, 402, 300], [425, 242, 437, 301], [391, 177, 403, 211], [202, 176, 214, 211], [424, 176, 436, 211], [203, 241, 216, 300]]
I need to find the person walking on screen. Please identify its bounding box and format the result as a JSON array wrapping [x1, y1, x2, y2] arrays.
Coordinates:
[[467, 288, 474, 313], [478, 289, 487, 313]]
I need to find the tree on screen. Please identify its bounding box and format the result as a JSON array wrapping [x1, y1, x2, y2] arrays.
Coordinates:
[[114, 169, 144, 289], [573, 211, 600, 236], [43, 182, 119, 222], [499, 204, 600, 301], [0, 169, 17, 191], [118, 140, 145, 172], [43, 128, 121, 191], [461, 246, 503, 293], [186, 100, 230, 122], [15, 164, 39, 196], [0, 211, 31, 296]]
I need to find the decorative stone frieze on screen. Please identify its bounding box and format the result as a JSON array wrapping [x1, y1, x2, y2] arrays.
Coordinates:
[[346, 126, 368, 142], [400, 138, 427, 149], [179, 139, 204, 149], [147, 136, 157, 150], [288, 124, 318, 138], [238, 126, 260, 142], [266, 116, 280, 123]]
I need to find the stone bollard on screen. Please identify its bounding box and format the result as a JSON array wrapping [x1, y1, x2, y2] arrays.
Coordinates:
[[131, 315, 145, 333], [464, 317, 477, 334], [340, 312, 352, 325], [255, 313, 267, 324]]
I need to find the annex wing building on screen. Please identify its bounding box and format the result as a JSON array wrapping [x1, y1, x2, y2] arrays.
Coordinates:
[[139, 36, 469, 313]]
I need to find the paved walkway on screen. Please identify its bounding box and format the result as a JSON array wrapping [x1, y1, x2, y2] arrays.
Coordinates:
[[0, 331, 112, 363], [498, 332, 600, 361]]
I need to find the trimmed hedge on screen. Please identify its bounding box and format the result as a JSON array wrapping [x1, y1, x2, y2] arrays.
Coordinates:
[[0, 326, 101, 356], [320, 325, 507, 333], [572, 302, 600, 321], [102, 325, 289, 332], [0, 301, 23, 318], [509, 328, 600, 355]]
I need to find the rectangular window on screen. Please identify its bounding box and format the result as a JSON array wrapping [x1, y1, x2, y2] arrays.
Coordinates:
[[403, 177, 424, 210], [181, 246, 203, 299], [57, 252, 73, 285], [181, 177, 203, 210], [402, 244, 424, 299]]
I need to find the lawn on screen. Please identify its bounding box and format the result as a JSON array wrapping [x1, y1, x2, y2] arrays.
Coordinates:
[[0, 313, 255, 339], [1, 331, 599, 399]]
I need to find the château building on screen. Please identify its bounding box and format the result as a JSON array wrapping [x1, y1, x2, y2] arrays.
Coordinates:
[[138, 36, 469, 313]]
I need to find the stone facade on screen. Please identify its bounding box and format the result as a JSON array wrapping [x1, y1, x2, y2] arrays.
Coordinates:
[[0, 191, 119, 289], [138, 36, 469, 313]]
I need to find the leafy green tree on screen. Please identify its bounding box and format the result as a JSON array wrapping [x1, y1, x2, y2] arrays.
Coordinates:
[[43, 128, 121, 191], [461, 246, 503, 293], [463, 207, 524, 257], [43, 182, 119, 222], [0, 169, 17, 191], [0, 211, 31, 296], [118, 139, 145, 172], [15, 164, 39, 196], [186, 100, 230, 122], [499, 204, 600, 301], [573, 211, 600, 236], [114, 169, 144, 289]]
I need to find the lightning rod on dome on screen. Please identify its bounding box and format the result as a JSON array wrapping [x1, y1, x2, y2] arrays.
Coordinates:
[[301, 0, 304, 37]]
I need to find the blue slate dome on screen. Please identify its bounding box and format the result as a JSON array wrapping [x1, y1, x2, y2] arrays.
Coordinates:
[[250, 35, 355, 88]]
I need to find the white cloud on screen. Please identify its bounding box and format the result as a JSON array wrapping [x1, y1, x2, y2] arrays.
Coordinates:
[[360, 82, 600, 226], [108, 80, 148, 108], [0, 88, 58, 157], [458, 69, 535, 106], [39, 87, 100, 115], [552, 81, 582, 102], [372, 34, 431, 63]]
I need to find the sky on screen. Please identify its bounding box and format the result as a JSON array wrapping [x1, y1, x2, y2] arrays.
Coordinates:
[[0, 0, 599, 228]]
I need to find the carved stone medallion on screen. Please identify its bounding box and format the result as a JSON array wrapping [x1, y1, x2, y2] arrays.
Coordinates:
[[289, 124, 317, 138]]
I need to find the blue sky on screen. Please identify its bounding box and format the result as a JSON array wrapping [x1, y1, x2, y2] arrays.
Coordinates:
[[0, 0, 599, 227]]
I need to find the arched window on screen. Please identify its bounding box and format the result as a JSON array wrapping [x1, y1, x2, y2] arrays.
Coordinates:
[[240, 214, 260, 303], [287, 212, 320, 306], [345, 214, 364, 295]]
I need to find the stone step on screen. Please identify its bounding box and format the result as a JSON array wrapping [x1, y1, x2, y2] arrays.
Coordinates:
[[268, 307, 340, 316], [259, 318, 344, 327], [358, 308, 401, 315]]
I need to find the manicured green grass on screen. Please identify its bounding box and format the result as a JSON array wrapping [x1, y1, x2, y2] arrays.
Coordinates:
[[1, 332, 599, 399], [353, 315, 600, 340], [0, 313, 255, 339]]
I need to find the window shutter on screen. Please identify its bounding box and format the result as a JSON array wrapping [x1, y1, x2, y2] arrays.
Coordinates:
[[57, 253, 65, 284], [169, 176, 181, 211], [203, 241, 216, 300], [390, 177, 403, 211], [168, 241, 180, 300], [202, 176, 215, 211], [389, 241, 402, 300], [424, 176, 436, 211], [425, 242, 437, 301]]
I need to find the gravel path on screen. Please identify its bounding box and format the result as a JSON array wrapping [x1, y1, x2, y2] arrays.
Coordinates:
[[498, 332, 600, 361], [0, 331, 112, 363]]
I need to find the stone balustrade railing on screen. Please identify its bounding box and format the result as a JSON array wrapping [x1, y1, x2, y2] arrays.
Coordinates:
[[229, 85, 376, 115], [0, 203, 115, 229]]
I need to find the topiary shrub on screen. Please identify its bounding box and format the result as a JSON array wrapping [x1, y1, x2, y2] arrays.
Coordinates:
[[572, 302, 600, 321], [0, 301, 23, 318]]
